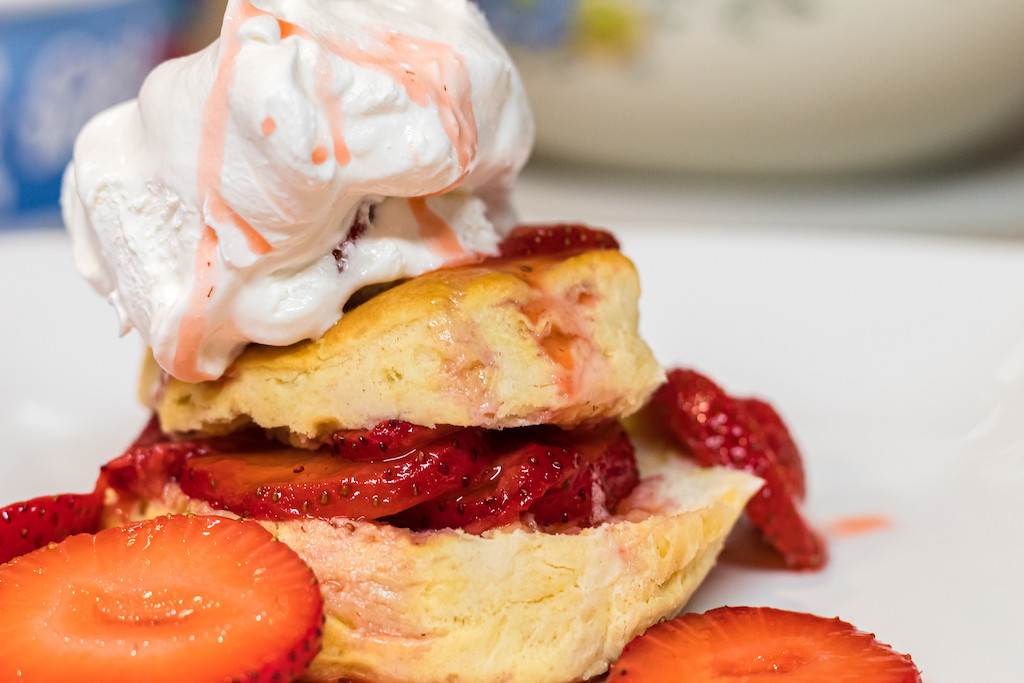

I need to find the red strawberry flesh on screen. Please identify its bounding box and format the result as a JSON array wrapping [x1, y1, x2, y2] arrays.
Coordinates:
[[608, 606, 922, 683], [180, 428, 491, 520], [0, 491, 103, 564], [390, 440, 579, 532], [105, 416, 640, 533], [740, 397, 806, 501], [0, 514, 323, 683], [102, 439, 209, 501], [497, 224, 620, 259], [650, 368, 826, 570], [528, 420, 639, 527], [331, 420, 463, 461]]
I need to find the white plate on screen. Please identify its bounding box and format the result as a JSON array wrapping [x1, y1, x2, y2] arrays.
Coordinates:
[[3, 225, 1023, 682]]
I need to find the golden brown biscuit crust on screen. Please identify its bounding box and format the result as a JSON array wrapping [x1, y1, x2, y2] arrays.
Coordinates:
[[144, 250, 665, 442]]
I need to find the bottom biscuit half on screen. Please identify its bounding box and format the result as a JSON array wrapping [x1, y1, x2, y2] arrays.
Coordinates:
[[106, 443, 760, 683]]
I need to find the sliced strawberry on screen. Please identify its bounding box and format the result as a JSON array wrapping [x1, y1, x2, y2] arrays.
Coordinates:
[[106, 418, 642, 533], [102, 439, 209, 501], [330, 420, 462, 461], [740, 397, 806, 501], [650, 368, 826, 570], [390, 420, 638, 532], [391, 438, 579, 533], [103, 419, 284, 502], [607, 606, 922, 683], [180, 429, 491, 520], [497, 223, 620, 259], [0, 514, 323, 682], [0, 491, 103, 564], [529, 420, 639, 527]]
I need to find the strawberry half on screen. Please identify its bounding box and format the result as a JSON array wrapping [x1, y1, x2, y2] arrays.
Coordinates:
[[0, 514, 323, 682], [608, 606, 922, 682], [497, 224, 620, 259], [650, 368, 826, 569], [0, 491, 103, 564]]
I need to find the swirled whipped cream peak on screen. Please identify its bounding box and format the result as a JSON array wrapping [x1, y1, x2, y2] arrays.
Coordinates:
[[61, 0, 534, 382]]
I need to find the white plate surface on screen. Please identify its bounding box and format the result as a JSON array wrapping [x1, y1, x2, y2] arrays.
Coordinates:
[[2, 225, 1023, 682]]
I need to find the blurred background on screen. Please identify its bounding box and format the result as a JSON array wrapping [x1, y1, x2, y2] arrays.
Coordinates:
[[477, 0, 1024, 237], [2, 0, 1024, 233], [0, 0, 220, 227]]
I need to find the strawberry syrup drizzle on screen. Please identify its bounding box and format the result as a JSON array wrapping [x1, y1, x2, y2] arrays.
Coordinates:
[[276, 19, 352, 168], [195, 0, 274, 255], [408, 197, 469, 261], [828, 514, 892, 538], [172, 227, 220, 379], [285, 19, 477, 256], [319, 28, 478, 180], [174, 0, 479, 379]]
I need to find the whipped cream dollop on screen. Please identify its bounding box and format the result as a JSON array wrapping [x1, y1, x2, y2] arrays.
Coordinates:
[[62, 0, 533, 382]]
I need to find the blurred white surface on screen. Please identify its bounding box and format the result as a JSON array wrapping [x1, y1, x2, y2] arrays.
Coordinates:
[[516, 144, 1024, 238]]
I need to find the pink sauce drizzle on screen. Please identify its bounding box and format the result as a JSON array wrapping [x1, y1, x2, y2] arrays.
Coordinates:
[[174, 0, 273, 379], [376, 30, 478, 181], [277, 19, 352, 167], [173, 227, 220, 377], [828, 515, 892, 538], [408, 197, 466, 260], [175, 0, 480, 379], [196, 1, 274, 257]]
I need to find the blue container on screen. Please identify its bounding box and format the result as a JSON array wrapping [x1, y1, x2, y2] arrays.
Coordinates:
[[0, 0, 186, 228], [476, 0, 575, 49]]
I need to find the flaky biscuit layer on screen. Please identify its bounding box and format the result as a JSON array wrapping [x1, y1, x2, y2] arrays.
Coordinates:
[[143, 250, 665, 442]]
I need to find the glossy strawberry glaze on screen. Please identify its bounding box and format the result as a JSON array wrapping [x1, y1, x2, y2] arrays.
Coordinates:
[[101, 417, 639, 534]]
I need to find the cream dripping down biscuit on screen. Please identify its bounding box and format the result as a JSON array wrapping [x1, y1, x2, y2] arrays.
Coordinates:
[[62, 0, 534, 382]]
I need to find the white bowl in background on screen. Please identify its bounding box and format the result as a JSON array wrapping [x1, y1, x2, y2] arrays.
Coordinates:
[[480, 0, 1024, 174]]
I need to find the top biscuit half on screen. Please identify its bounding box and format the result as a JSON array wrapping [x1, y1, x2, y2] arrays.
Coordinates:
[[142, 249, 665, 443]]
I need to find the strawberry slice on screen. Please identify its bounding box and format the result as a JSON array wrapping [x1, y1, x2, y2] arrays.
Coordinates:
[[331, 420, 462, 461], [391, 420, 637, 532], [102, 439, 209, 501], [0, 514, 323, 682], [607, 606, 922, 682], [740, 397, 806, 501], [528, 420, 639, 527], [391, 439, 579, 533], [102, 416, 274, 502], [0, 491, 103, 564], [497, 224, 620, 258], [180, 429, 491, 520], [104, 418, 643, 533], [650, 368, 826, 569]]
